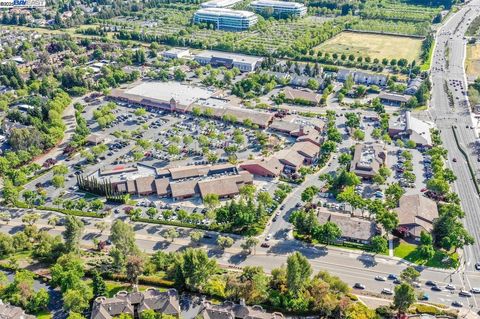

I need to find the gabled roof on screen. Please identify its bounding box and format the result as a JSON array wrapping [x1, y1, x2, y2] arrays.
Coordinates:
[[395, 194, 438, 236]]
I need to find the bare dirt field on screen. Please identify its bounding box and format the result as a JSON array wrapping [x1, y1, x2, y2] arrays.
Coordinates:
[[315, 31, 423, 62], [466, 44, 480, 82]]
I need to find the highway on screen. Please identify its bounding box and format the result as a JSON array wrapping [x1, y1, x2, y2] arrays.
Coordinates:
[[3, 206, 480, 309], [429, 0, 480, 275]]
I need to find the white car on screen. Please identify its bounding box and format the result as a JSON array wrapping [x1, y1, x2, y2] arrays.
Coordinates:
[[446, 284, 456, 290], [265, 234, 272, 241], [382, 288, 393, 295], [459, 290, 472, 297], [375, 276, 387, 281], [471, 287, 480, 294]]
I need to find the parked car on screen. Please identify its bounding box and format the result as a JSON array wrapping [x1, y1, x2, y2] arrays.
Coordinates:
[[452, 301, 463, 307], [459, 290, 472, 297], [375, 276, 387, 281], [260, 243, 270, 248]]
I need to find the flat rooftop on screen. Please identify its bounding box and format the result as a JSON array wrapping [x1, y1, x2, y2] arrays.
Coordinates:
[[195, 50, 263, 65], [201, 0, 243, 8], [125, 81, 214, 106], [195, 8, 257, 19], [250, 0, 305, 8]]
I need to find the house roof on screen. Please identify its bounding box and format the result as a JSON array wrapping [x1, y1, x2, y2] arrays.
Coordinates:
[[198, 171, 253, 198], [275, 148, 305, 168], [202, 302, 284, 319], [170, 180, 198, 198], [240, 157, 284, 176], [91, 289, 180, 319], [291, 140, 319, 158], [0, 300, 36, 319], [135, 176, 155, 194], [283, 87, 320, 104], [269, 119, 301, 134], [378, 92, 409, 103], [155, 178, 170, 196], [317, 209, 378, 242], [395, 194, 438, 236]]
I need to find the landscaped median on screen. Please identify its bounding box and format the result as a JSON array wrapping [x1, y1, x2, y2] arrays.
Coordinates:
[[14, 201, 105, 218]]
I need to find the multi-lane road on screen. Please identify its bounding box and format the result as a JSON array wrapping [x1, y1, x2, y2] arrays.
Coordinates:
[[429, 0, 480, 274], [4, 2, 480, 313]]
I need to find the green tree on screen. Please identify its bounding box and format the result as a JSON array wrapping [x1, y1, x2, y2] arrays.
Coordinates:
[[63, 216, 84, 253], [52, 175, 65, 188], [338, 153, 352, 167], [314, 221, 342, 244], [92, 271, 107, 297], [286, 252, 312, 293], [203, 193, 220, 211], [109, 220, 139, 269], [241, 236, 259, 254], [22, 212, 40, 226], [393, 283, 416, 313], [146, 207, 158, 219], [173, 248, 218, 291], [400, 266, 420, 284], [190, 231, 203, 246], [217, 235, 234, 250], [63, 288, 92, 313], [162, 228, 178, 242], [239, 184, 256, 200], [370, 235, 388, 254], [51, 253, 85, 293]]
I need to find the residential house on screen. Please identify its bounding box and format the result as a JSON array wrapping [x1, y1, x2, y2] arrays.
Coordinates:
[[0, 300, 36, 319], [337, 69, 388, 86], [201, 300, 284, 319], [90, 288, 181, 319]]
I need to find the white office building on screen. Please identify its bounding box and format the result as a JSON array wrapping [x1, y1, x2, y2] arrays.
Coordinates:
[[200, 0, 243, 8], [250, 0, 307, 18], [193, 8, 258, 31], [194, 50, 263, 72]]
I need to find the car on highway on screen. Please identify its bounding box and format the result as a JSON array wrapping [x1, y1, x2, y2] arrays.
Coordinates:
[[387, 274, 397, 280], [471, 287, 480, 294], [431, 285, 443, 292], [381, 288, 393, 295], [375, 276, 387, 281], [425, 280, 438, 286], [393, 279, 402, 285], [353, 283, 365, 290], [453, 158, 457, 162], [446, 284, 456, 290], [452, 301, 463, 308], [475, 262, 480, 270], [459, 290, 472, 297]]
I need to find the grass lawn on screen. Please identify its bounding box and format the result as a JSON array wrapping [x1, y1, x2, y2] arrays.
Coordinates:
[[35, 310, 52, 319], [394, 241, 459, 269], [465, 44, 480, 80], [315, 31, 423, 62]]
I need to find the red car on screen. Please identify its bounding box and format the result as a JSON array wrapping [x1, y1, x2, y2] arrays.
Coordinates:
[[420, 188, 427, 192]]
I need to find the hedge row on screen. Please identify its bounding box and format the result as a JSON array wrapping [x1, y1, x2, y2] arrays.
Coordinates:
[[14, 201, 104, 218]]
